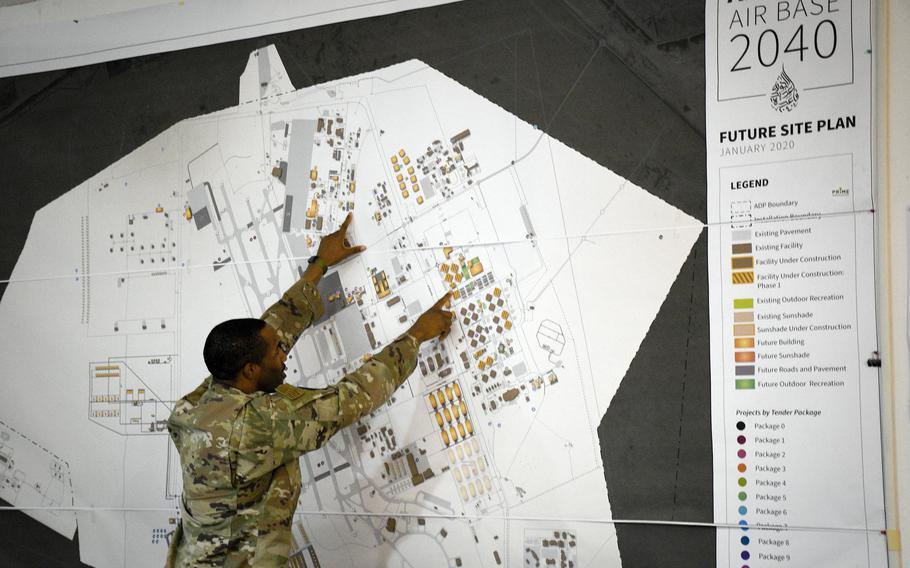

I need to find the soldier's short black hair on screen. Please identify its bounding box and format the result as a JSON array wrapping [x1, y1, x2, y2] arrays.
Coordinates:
[[203, 318, 269, 382]]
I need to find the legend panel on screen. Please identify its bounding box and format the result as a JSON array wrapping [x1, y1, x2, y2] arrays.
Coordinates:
[[707, 3, 884, 564], [713, 154, 883, 566]]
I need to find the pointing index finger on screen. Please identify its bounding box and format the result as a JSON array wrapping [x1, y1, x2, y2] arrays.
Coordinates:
[[434, 292, 453, 309], [341, 212, 354, 231]]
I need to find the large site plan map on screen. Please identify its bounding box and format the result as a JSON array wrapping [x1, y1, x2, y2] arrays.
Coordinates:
[[0, 46, 701, 567]]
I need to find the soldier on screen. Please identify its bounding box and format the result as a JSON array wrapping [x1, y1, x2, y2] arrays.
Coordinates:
[[166, 213, 453, 567]]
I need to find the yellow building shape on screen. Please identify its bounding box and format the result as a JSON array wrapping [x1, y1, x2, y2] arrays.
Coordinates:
[[310, 168, 318, 181], [427, 380, 473, 447], [372, 271, 391, 299], [306, 199, 318, 219]]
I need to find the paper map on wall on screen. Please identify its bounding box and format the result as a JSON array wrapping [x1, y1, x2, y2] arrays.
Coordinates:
[[0, 46, 700, 567]]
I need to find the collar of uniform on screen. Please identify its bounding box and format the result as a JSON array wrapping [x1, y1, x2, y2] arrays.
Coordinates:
[[207, 379, 261, 399]]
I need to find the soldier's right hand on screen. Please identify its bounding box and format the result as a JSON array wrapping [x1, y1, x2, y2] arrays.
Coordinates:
[[408, 293, 454, 343]]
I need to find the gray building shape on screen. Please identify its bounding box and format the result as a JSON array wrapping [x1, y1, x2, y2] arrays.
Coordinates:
[[188, 183, 213, 230], [282, 119, 317, 232]]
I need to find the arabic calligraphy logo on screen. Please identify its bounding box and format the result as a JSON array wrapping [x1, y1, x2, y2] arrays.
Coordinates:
[[769, 66, 799, 112]]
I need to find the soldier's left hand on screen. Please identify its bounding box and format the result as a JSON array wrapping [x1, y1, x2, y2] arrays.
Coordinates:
[[317, 213, 366, 266]]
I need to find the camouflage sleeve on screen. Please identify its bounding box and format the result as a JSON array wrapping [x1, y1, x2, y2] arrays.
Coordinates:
[[236, 334, 420, 478], [311, 333, 420, 430], [260, 277, 324, 352]]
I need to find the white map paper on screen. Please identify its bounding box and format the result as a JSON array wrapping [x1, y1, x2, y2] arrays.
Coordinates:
[[0, 46, 700, 567]]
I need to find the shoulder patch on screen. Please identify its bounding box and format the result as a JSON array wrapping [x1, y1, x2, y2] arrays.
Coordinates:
[[275, 383, 305, 401]]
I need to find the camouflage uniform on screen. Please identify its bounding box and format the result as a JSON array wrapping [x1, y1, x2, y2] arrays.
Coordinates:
[[166, 278, 418, 567]]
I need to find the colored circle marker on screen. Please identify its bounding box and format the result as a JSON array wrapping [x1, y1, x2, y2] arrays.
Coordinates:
[[737, 449, 747, 458], [741, 551, 751, 560], [739, 520, 749, 531], [736, 421, 746, 430], [741, 535, 750, 545], [738, 506, 748, 515], [738, 463, 747, 472], [738, 491, 747, 501], [737, 435, 746, 444], [738, 477, 747, 487]]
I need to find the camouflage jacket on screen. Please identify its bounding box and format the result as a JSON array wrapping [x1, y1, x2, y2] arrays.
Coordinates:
[[166, 278, 419, 567]]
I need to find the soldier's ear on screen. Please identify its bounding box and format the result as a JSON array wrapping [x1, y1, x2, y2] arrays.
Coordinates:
[[241, 361, 260, 380]]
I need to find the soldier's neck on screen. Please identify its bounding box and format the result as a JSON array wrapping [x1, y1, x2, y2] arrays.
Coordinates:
[[226, 375, 258, 394]]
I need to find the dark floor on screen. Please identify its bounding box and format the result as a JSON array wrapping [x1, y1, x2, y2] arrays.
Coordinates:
[[0, 0, 712, 566]]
